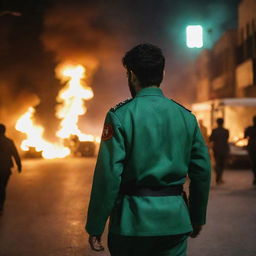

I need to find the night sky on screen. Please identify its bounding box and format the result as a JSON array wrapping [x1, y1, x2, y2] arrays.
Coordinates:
[[0, 0, 240, 139]]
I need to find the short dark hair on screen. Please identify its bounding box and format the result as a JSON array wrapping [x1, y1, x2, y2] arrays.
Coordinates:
[[0, 124, 6, 134], [216, 118, 224, 126], [122, 43, 165, 87]]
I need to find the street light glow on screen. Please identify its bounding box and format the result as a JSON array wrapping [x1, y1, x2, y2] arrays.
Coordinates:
[[186, 25, 203, 48]]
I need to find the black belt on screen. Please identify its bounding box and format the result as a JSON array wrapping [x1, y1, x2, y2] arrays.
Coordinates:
[[119, 184, 183, 197]]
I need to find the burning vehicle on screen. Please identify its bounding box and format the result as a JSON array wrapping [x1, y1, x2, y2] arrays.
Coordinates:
[[23, 147, 43, 159], [192, 98, 256, 167], [64, 135, 97, 157]]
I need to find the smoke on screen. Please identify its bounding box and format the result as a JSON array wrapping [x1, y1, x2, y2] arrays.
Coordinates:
[[0, 16, 40, 127], [201, 2, 239, 48], [0, 12, 56, 141], [0, 80, 39, 139], [42, 2, 121, 76], [41, 1, 131, 135]]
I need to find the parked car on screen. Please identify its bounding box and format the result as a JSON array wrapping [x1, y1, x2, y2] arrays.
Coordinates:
[[227, 143, 250, 168]]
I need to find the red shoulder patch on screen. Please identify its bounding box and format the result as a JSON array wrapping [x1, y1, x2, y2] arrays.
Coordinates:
[[102, 124, 114, 141]]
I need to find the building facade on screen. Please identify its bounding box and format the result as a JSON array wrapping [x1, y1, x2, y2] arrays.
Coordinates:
[[236, 0, 256, 97], [195, 0, 256, 102]]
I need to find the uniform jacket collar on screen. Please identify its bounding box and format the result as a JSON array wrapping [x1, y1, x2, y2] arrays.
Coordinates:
[[135, 87, 164, 97]]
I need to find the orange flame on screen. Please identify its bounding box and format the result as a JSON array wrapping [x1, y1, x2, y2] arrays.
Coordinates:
[[55, 64, 99, 142], [232, 132, 248, 147], [15, 64, 100, 160], [15, 107, 71, 159]]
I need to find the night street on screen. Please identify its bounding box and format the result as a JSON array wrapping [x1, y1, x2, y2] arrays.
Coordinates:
[[1, 0, 256, 255], [0, 158, 255, 256]]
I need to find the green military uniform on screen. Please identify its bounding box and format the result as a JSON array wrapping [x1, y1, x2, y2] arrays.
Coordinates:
[[86, 87, 211, 255]]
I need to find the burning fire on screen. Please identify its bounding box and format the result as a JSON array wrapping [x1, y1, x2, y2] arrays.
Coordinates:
[[15, 64, 100, 159], [232, 132, 248, 147], [55, 65, 96, 142], [15, 107, 71, 159]]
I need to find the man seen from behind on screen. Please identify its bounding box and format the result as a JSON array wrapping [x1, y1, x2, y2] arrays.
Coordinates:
[[85, 44, 211, 256], [209, 118, 229, 185]]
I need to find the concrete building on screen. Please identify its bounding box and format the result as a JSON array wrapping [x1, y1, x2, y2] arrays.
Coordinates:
[[236, 0, 256, 97], [191, 0, 256, 139], [194, 50, 211, 102], [195, 0, 256, 102], [211, 30, 237, 99]]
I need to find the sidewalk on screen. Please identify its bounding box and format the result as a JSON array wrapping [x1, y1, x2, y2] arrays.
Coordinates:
[[188, 169, 256, 256]]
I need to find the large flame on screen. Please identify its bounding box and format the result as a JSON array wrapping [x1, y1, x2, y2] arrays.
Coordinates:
[[15, 64, 100, 159], [15, 107, 71, 159], [232, 132, 248, 147], [55, 64, 98, 142]]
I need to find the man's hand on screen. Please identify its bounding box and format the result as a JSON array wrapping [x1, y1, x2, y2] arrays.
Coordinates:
[[88, 235, 104, 251], [18, 166, 22, 173], [190, 225, 202, 238]]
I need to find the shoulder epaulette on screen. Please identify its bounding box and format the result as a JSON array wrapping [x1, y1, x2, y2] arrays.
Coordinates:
[[171, 99, 191, 112], [110, 98, 133, 112]]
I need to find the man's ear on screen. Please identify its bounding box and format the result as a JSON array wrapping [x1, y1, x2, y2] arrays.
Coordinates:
[[130, 71, 138, 83]]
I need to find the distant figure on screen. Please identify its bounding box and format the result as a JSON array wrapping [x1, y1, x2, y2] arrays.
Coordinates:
[[0, 124, 22, 214], [199, 120, 209, 146], [199, 120, 217, 187], [244, 116, 256, 186], [209, 118, 229, 184]]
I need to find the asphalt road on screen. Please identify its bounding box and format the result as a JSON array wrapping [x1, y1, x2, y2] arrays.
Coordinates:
[[0, 158, 255, 256]]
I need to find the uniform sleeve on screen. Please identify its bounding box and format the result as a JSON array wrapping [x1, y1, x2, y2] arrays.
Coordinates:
[[85, 111, 125, 235], [188, 116, 211, 226], [10, 140, 22, 169]]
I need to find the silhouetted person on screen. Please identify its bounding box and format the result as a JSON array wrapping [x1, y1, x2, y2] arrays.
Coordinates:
[[244, 116, 256, 186], [209, 118, 229, 184], [0, 124, 22, 214]]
